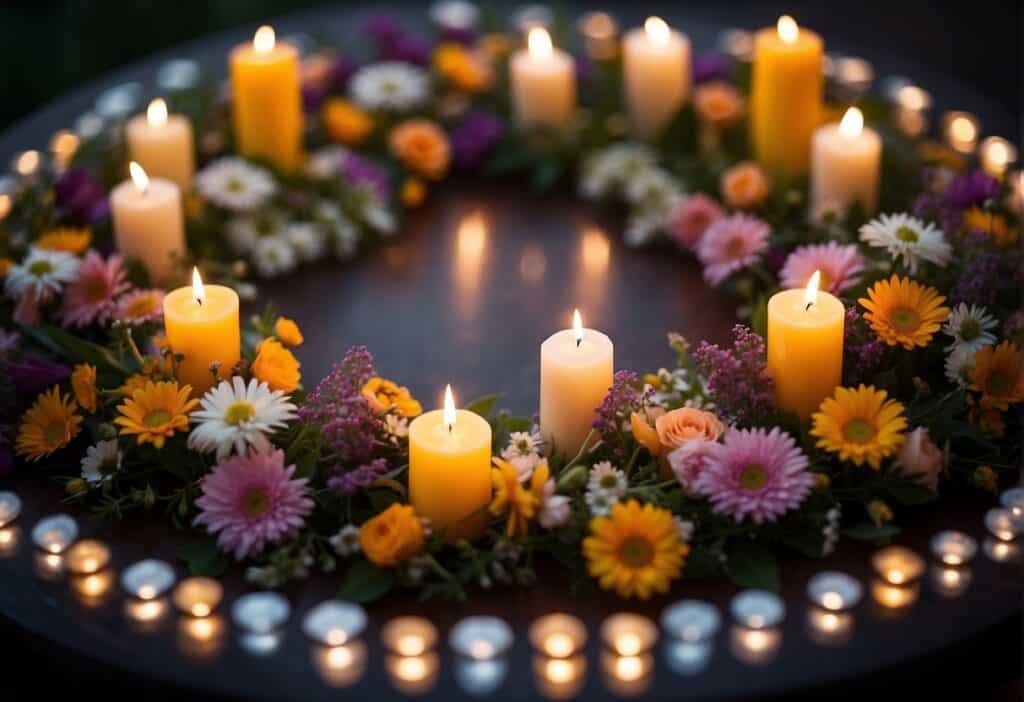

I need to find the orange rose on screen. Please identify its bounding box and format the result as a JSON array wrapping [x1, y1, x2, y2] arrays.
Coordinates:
[[389, 120, 451, 181], [721, 161, 769, 210], [655, 408, 725, 452], [322, 98, 374, 145], [274, 316, 304, 347], [694, 82, 742, 129], [360, 503, 425, 567], [251, 339, 301, 394]]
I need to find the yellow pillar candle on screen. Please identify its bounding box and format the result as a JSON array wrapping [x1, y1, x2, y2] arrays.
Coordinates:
[[126, 98, 195, 192], [510, 28, 576, 129], [750, 16, 823, 181], [408, 385, 492, 541], [540, 310, 614, 458], [230, 26, 302, 173], [162, 269, 240, 396], [811, 107, 882, 216], [623, 17, 691, 140], [110, 162, 186, 286], [767, 272, 844, 419]]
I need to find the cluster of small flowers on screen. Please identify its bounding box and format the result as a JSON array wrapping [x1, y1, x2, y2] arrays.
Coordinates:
[[327, 457, 389, 496], [591, 370, 653, 437], [329, 524, 361, 557], [842, 308, 886, 386], [584, 460, 628, 516], [499, 428, 544, 478], [691, 325, 775, 425]]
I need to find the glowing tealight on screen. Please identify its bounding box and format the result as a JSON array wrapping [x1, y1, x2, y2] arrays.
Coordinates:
[[870, 578, 919, 611], [125, 597, 169, 630], [65, 539, 111, 575], [730, 625, 782, 666], [980, 136, 1017, 177], [178, 614, 227, 661], [450, 616, 513, 660], [31, 514, 78, 554], [871, 546, 925, 585], [172, 577, 224, 617], [930, 564, 973, 598], [382, 616, 439, 656], [14, 150, 41, 177], [311, 640, 367, 688], [730, 590, 785, 629], [71, 569, 115, 606], [805, 608, 855, 647], [601, 650, 654, 697], [529, 613, 587, 658], [984, 536, 1022, 563], [660, 600, 721, 643], [806, 571, 862, 612], [929, 530, 978, 566], [941, 111, 981, 154], [896, 84, 932, 112], [302, 600, 367, 647], [0, 492, 21, 528], [233, 591, 290, 634], [121, 559, 176, 600], [985, 508, 1020, 541], [0, 526, 20, 557], [387, 652, 440, 695], [600, 613, 657, 656], [455, 657, 509, 696], [534, 653, 587, 699], [1000, 487, 1024, 527]]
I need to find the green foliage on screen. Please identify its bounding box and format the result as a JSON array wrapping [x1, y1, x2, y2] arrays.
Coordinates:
[[337, 560, 396, 603]]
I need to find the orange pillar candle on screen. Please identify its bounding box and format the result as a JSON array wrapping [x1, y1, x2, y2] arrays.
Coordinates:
[[750, 16, 823, 181], [408, 385, 492, 541], [126, 98, 195, 192], [110, 162, 186, 286], [230, 25, 302, 173], [162, 269, 240, 395], [767, 271, 844, 419]]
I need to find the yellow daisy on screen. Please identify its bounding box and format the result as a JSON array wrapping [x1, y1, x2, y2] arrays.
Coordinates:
[[118, 373, 150, 397], [970, 341, 1024, 410], [360, 377, 422, 418], [70, 363, 98, 413], [115, 380, 198, 448], [859, 275, 949, 349], [489, 458, 548, 537], [15, 387, 83, 461], [36, 227, 92, 254], [811, 385, 907, 470]]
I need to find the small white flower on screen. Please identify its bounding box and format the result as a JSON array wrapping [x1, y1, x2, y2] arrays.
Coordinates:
[[585, 488, 617, 516], [673, 517, 695, 543], [385, 414, 409, 442], [944, 345, 977, 387], [188, 376, 298, 459], [329, 525, 362, 557], [579, 143, 658, 200], [587, 461, 628, 498], [4, 247, 79, 302], [252, 235, 298, 278], [359, 198, 396, 235], [306, 145, 350, 179], [942, 303, 998, 353], [225, 211, 288, 255], [195, 157, 277, 211], [623, 167, 681, 208], [503, 430, 542, 459], [286, 222, 326, 263], [859, 213, 952, 274], [538, 478, 570, 530], [80, 440, 122, 485], [350, 62, 430, 112]]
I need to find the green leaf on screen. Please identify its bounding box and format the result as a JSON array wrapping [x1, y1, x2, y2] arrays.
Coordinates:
[[24, 326, 127, 373], [464, 394, 500, 419], [841, 523, 901, 543], [337, 560, 395, 603], [368, 488, 402, 513], [178, 540, 230, 578], [725, 540, 780, 591]]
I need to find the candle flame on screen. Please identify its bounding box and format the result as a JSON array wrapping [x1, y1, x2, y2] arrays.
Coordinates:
[[254, 25, 276, 53], [128, 161, 150, 194], [443, 384, 456, 432], [644, 16, 670, 47], [838, 107, 863, 139], [192, 267, 206, 306], [777, 15, 799, 44], [804, 270, 821, 309], [147, 98, 168, 128], [573, 309, 583, 347], [528, 27, 553, 60]]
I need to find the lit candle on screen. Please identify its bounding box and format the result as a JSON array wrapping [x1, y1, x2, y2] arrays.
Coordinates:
[[601, 649, 654, 696], [622, 17, 691, 139], [767, 271, 845, 419], [510, 27, 576, 129], [600, 613, 657, 656], [979, 136, 1017, 177], [871, 546, 925, 586], [230, 25, 303, 173], [408, 385, 492, 541], [984, 508, 1020, 542], [311, 639, 367, 688], [930, 564, 973, 598], [65, 539, 111, 575], [110, 162, 186, 285], [529, 613, 587, 658], [750, 15, 823, 180], [729, 626, 782, 666], [31, 514, 78, 554], [941, 110, 980, 154], [0, 491, 21, 528], [540, 309, 614, 458], [805, 608, 854, 647], [162, 268, 241, 395], [382, 616, 439, 657], [126, 98, 195, 191], [449, 616, 514, 660], [387, 652, 440, 695], [172, 577, 224, 617], [870, 579, 919, 611], [805, 571, 862, 612], [1001, 487, 1024, 527], [121, 559, 176, 600], [302, 601, 367, 647], [929, 531, 977, 566], [811, 107, 882, 216]]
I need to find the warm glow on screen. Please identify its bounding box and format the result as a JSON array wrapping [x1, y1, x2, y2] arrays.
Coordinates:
[[803, 270, 821, 309], [15, 150, 40, 176], [443, 384, 456, 431], [950, 116, 978, 144], [981, 136, 1016, 175], [581, 228, 610, 276], [544, 632, 575, 658], [528, 27, 554, 60], [613, 654, 644, 681], [644, 16, 670, 46], [897, 85, 930, 112], [394, 655, 430, 682], [573, 309, 584, 347], [838, 107, 864, 139], [147, 98, 168, 128], [614, 633, 642, 657], [254, 25, 276, 53], [129, 161, 150, 194], [544, 657, 577, 684], [396, 634, 427, 657], [326, 629, 348, 647], [192, 267, 206, 306], [820, 591, 844, 611], [777, 15, 799, 44]]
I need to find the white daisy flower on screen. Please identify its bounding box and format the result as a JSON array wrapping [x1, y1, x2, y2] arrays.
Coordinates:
[[194, 157, 277, 211], [286, 222, 326, 263], [587, 461, 627, 498], [188, 376, 298, 459], [858, 213, 952, 274], [225, 211, 288, 255], [942, 303, 998, 353], [252, 235, 298, 278], [80, 439, 122, 485], [944, 345, 977, 387], [329, 525, 362, 557], [314, 200, 361, 259], [623, 166, 681, 208], [624, 209, 667, 247], [585, 488, 617, 517], [502, 430, 543, 460], [673, 517, 695, 543], [305, 145, 349, 180], [579, 143, 658, 199], [350, 62, 430, 112], [4, 247, 79, 302]]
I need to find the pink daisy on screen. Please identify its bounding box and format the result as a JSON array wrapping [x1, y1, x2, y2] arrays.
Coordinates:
[[116, 288, 165, 325], [779, 242, 865, 295], [194, 449, 314, 561], [693, 427, 813, 524], [696, 214, 770, 286], [669, 194, 724, 250], [60, 251, 129, 328]]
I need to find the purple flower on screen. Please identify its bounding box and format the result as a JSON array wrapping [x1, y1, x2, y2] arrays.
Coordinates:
[[693, 52, 732, 84], [365, 14, 430, 65], [329, 55, 357, 91], [54, 169, 109, 225], [342, 154, 390, 201], [592, 370, 652, 436], [328, 457, 388, 496], [302, 82, 329, 113], [692, 325, 774, 425], [451, 112, 505, 171], [365, 14, 404, 44], [5, 358, 72, 396], [574, 54, 595, 83], [842, 308, 885, 386], [944, 170, 1001, 211], [949, 253, 1002, 307]]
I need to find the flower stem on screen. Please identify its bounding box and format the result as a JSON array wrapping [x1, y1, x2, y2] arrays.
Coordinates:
[[559, 429, 595, 475]]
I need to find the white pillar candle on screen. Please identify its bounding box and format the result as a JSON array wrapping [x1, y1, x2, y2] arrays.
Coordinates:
[[622, 17, 691, 139], [810, 107, 881, 216], [540, 310, 613, 458], [510, 28, 576, 129], [110, 162, 186, 285], [126, 98, 195, 192]]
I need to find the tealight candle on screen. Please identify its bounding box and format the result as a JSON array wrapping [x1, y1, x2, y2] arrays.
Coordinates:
[[126, 98, 195, 192], [302, 601, 367, 647], [664, 639, 714, 676], [233, 591, 291, 634], [121, 559, 176, 600], [71, 569, 115, 606], [896, 84, 932, 112], [622, 16, 691, 139], [810, 107, 882, 216], [979, 136, 1017, 177], [0, 491, 21, 528], [533, 653, 587, 699], [871, 546, 925, 585], [110, 161, 185, 285], [942, 111, 981, 154], [766, 271, 845, 418], [930, 564, 973, 598], [311, 640, 367, 688], [529, 613, 587, 658], [13, 150, 41, 178], [510, 28, 576, 129], [929, 531, 978, 566], [0, 526, 20, 557], [730, 590, 785, 629], [65, 539, 111, 575], [660, 600, 721, 643], [1001, 487, 1024, 528], [408, 385, 492, 541], [833, 57, 874, 100], [34, 552, 66, 580], [450, 616, 514, 660], [984, 508, 1019, 541], [382, 616, 439, 657], [172, 577, 224, 617], [387, 652, 440, 695], [577, 11, 618, 61], [600, 613, 657, 656], [178, 614, 227, 662], [124, 598, 169, 630], [31, 514, 78, 554], [806, 571, 862, 611], [49, 130, 80, 172]]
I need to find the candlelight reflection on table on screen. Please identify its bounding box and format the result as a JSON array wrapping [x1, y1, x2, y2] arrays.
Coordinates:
[[806, 607, 855, 647], [177, 614, 227, 661], [70, 569, 116, 607], [930, 564, 974, 598], [871, 578, 920, 615], [533, 654, 587, 700], [387, 651, 440, 696], [730, 625, 782, 666], [311, 640, 367, 688], [124, 597, 170, 633], [601, 649, 654, 697], [0, 526, 20, 557]]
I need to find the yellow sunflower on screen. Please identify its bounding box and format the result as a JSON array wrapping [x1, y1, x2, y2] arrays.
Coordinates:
[[970, 341, 1024, 410], [70, 363, 98, 413], [811, 385, 907, 470], [118, 373, 150, 397], [859, 275, 949, 349], [489, 458, 548, 537], [36, 227, 92, 253], [115, 380, 198, 448], [583, 499, 688, 600], [361, 377, 422, 418], [15, 387, 83, 461]]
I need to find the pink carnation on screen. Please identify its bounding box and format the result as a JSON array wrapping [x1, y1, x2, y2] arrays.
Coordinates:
[[61, 251, 129, 328], [696, 214, 770, 286], [669, 194, 724, 250], [779, 242, 864, 295], [667, 439, 716, 494]]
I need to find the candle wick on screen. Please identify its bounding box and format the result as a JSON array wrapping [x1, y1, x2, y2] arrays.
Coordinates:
[[576, 338, 582, 349], [805, 301, 814, 311], [447, 423, 453, 435]]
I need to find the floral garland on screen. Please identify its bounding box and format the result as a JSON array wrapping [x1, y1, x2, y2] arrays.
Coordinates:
[[0, 12, 1020, 603]]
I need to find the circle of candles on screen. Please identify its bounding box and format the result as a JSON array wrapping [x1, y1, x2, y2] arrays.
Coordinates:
[[730, 590, 785, 629], [172, 577, 224, 617], [929, 531, 978, 566], [157, 58, 201, 92], [660, 600, 721, 643], [980, 136, 1018, 178], [529, 613, 587, 658], [1000, 487, 1024, 527], [31, 514, 79, 554], [600, 613, 658, 656], [94, 81, 143, 120], [871, 546, 925, 585], [382, 616, 439, 656], [930, 564, 973, 598], [303, 600, 367, 647], [65, 539, 111, 575], [983, 536, 1022, 564], [806, 571, 863, 611], [233, 592, 291, 634], [0, 492, 21, 528], [122, 559, 176, 600], [984, 508, 1019, 541], [450, 616, 514, 660], [941, 111, 981, 154]]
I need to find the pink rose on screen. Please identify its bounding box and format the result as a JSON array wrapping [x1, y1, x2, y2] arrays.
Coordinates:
[[894, 427, 942, 491], [669, 194, 724, 250], [667, 439, 715, 494]]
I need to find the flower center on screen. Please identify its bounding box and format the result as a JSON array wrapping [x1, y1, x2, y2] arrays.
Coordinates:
[[889, 306, 920, 333], [143, 409, 171, 428], [29, 260, 54, 277], [895, 225, 919, 243], [224, 401, 255, 425], [986, 370, 1010, 397], [85, 278, 110, 302], [843, 418, 876, 444], [44, 422, 66, 444], [739, 463, 768, 490], [618, 536, 654, 568], [958, 318, 981, 342], [226, 177, 246, 193], [599, 474, 619, 490], [241, 488, 270, 517], [725, 237, 745, 259]]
